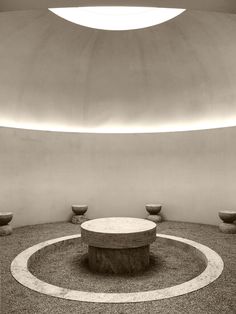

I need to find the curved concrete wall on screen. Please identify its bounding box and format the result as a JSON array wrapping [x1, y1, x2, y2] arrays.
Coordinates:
[[0, 10, 236, 132], [1, 126, 235, 227]]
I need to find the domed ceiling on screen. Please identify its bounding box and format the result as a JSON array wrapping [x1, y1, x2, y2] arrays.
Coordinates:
[[0, 8, 236, 133]]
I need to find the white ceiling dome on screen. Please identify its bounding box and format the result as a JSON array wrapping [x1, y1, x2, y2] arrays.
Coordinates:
[[0, 9, 236, 133]]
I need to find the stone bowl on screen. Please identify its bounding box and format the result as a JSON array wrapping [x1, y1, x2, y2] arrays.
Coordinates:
[[218, 211, 236, 223], [72, 205, 88, 215], [0, 212, 13, 226], [145, 204, 162, 215]]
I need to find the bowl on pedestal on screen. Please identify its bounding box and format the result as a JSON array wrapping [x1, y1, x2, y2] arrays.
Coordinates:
[[71, 205, 88, 224], [218, 210, 236, 234], [0, 212, 13, 236], [146, 204, 163, 223]]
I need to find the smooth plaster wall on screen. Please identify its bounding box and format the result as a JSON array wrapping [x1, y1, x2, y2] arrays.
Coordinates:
[[0, 9, 236, 132], [0, 126, 235, 227]]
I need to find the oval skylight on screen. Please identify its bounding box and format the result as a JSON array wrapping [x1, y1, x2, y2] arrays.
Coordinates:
[[49, 7, 186, 30]]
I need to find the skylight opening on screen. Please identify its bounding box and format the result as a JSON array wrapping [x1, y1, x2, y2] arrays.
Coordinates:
[[48, 6, 186, 31]]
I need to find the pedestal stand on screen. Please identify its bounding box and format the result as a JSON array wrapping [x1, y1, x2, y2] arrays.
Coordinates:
[[71, 205, 88, 224], [218, 211, 236, 234], [146, 204, 163, 223]]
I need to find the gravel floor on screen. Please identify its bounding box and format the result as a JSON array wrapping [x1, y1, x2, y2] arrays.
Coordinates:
[[1, 221, 236, 314], [29, 236, 205, 293]]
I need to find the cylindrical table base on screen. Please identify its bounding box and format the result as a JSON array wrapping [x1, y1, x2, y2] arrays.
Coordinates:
[[88, 245, 150, 274]]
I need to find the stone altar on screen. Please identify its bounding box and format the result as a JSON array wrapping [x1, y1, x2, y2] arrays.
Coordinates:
[[81, 217, 156, 274]]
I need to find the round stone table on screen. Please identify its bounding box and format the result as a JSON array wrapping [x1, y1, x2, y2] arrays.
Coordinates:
[[81, 217, 156, 274]]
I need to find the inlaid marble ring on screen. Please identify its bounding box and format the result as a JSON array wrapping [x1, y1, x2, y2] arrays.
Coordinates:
[[11, 234, 224, 303]]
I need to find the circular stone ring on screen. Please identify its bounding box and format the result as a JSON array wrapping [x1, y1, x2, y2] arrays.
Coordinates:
[[11, 234, 224, 303]]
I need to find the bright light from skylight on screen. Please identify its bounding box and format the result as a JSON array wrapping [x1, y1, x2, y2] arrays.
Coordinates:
[[49, 7, 186, 30]]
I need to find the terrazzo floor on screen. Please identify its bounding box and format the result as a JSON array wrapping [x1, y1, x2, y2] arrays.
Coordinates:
[[1, 221, 236, 314]]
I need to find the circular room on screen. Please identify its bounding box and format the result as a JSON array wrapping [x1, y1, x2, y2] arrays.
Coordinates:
[[0, 1, 236, 313]]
